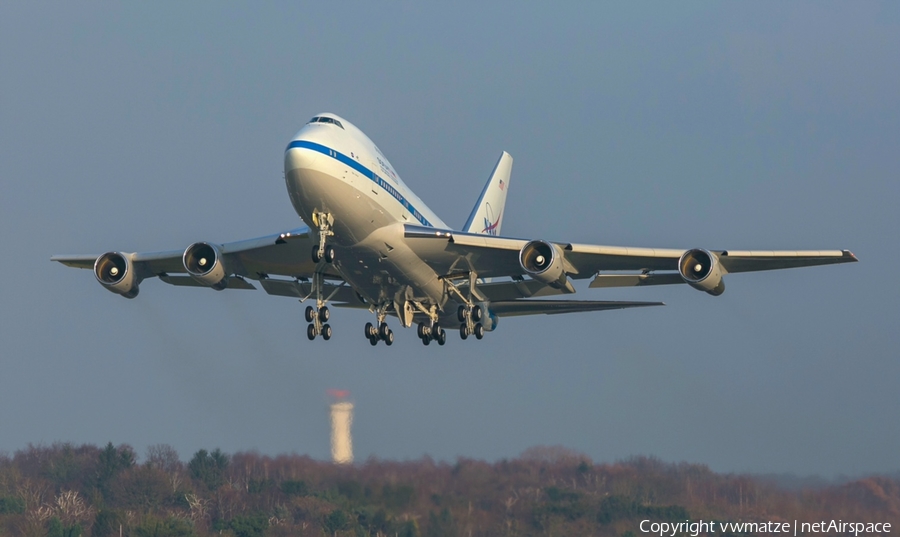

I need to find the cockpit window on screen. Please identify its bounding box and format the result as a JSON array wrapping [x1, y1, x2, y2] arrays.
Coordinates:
[[307, 116, 344, 129]]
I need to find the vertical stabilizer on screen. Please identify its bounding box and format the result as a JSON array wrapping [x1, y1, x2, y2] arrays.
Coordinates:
[[463, 152, 513, 235]]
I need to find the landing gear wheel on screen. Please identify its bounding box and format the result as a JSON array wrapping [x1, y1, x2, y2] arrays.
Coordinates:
[[369, 335, 378, 346], [417, 322, 427, 339], [384, 329, 394, 346], [307, 324, 316, 340], [318, 306, 330, 323], [436, 328, 446, 346], [305, 306, 315, 323], [311, 244, 322, 263], [365, 322, 376, 340], [457, 305, 467, 323], [324, 245, 335, 263], [474, 323, 484, 340], [378, 322, 390, 340], [472, 305, 483, 322], [459, 325, 470, 340], [422, 335, 430, 346], [322, 324, 332, 340]]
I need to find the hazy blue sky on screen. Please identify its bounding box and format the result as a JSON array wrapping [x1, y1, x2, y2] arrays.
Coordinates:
[[1, 3, 897, 476]]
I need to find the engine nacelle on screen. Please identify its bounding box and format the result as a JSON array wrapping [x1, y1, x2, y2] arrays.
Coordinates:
[[183, 242, 228, 290], [94, 252, 140, 298], [519, 240, 568, 288], [678, 248, 725, 296]]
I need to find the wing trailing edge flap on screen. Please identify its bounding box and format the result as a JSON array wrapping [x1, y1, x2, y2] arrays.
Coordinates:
[[489, 299, 664, 317], [257, 277, 366, 307], [159, 274, 257, 290], [589, 272, 684, 288]]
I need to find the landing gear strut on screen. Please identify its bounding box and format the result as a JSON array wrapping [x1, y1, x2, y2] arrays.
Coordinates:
[[447, 273, 487, 341], [311, 212, 335, 263], [304, 272, 335, 341], [365, 304, 394, 346], [418, 321, 446, 346]]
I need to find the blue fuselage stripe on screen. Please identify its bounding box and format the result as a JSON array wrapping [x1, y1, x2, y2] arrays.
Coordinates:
[[286, 140, 432, 227]]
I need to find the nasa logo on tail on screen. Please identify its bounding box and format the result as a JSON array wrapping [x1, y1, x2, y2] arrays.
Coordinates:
[[481, 203, 501, 236]]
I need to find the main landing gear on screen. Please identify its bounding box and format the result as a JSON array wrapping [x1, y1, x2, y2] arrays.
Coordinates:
[[444, 272, 487, 341], [311, 212, 335, 264], [364, 303, 394, 346], [417, 321, 446, 346], [304, 272, 341, 341], [457, 304, 485, 340], [305, 304, 332, 341], [364, 321, 393, 346]]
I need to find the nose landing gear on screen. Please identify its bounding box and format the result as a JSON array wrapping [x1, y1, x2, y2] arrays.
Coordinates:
[[311, 212, 335, 264]]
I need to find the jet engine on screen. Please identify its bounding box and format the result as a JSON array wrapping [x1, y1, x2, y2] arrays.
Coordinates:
[[94, 252, 140, 298], [519, 240, 568, 288], [678, 248, 725, 296], [183, 242, 228, 290]]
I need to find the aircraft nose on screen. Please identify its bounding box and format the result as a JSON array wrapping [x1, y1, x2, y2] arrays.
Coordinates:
[[284, 141, 320, 171]]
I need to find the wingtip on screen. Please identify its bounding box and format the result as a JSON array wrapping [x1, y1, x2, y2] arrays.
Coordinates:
[[843, 250, 859, 262]]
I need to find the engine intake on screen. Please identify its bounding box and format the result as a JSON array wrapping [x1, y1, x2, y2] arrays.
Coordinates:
[[94, 252, 139, 298], [519, 240, 568, 288], [678, 248, 725, 296], [183, 242, 228, 290]]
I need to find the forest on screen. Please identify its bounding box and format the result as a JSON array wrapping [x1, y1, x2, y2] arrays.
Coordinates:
[[0, 443, 896, 536]]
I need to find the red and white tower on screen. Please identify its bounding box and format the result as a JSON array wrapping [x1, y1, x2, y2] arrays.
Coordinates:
[[328, 389, 353, 465]]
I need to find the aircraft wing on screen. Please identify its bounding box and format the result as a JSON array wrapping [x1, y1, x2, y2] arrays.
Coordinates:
[[404, 225, 858, 286], [51, 226, 344, 292]]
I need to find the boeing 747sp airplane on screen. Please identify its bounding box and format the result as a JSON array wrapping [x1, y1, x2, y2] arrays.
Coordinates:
[[53, 113, 857, 346]]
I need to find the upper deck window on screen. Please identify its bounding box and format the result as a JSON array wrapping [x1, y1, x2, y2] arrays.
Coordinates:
[[307, 116, 344, 129]]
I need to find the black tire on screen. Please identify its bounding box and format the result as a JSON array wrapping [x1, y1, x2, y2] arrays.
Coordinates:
[[385, 330, 394, 346], [379, 322, 390, 340], [459, 325, 469, 340], [305, 306, 315, 323], [474, 323, 484, 340], [311, 244, 322, 263], [324, 245, 335, 263], [457, 305, 467, 323], [369, 335, 378, 346], [322, 324, 332, 340], [307, 324, 316, 340], [472, 305, 483, 322], [318, 306, 330, 322], [436, 329, 446, 346], [422, 336, 430, 346], [417, 322, 426, 339], [364, 322, 375, 339]]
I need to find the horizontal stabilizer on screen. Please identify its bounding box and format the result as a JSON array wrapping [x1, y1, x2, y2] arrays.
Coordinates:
[[490, 299, 664, 317]]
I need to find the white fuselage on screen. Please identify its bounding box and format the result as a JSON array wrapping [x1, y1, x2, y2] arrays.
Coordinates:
[[284, 114, 452, 320]]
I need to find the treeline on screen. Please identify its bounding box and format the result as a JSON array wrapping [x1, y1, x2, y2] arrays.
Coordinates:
[[0, 443, 897, 536]]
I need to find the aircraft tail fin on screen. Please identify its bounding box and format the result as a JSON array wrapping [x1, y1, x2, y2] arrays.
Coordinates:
[[463, 151, 513, 235]]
